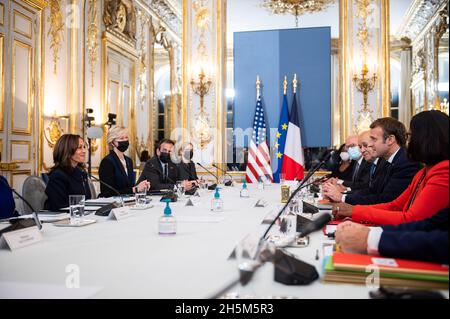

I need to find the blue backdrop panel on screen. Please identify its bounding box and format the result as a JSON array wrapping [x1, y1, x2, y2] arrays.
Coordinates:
[[234, 27, 331, 148]]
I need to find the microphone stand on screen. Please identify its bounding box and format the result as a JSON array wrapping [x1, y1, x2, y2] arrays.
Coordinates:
[[261, 152, 331, 241], [87, 172, 124, 207], [196, 162, 219, 188], [209, 213, 331, 299], [212, 164, 233, 186]]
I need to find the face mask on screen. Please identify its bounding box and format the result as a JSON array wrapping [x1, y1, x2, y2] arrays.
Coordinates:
[[340, 152, 350, 161], [348, 146, 362, 160], [159, 151, 170, 164], [116, 140, 129, 153], [183, 150, 193, 161]]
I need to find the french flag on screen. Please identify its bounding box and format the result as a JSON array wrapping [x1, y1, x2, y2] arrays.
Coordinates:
[[281, 91, 305, 180]]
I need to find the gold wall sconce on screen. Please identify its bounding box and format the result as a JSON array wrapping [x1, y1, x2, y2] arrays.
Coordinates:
[[353, 62, 377, 132], [44, 112, 69, 148], [190, 68, 213, 149]]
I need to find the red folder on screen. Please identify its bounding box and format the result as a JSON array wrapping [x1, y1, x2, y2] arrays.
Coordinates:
[[333, 252, 449, 277]]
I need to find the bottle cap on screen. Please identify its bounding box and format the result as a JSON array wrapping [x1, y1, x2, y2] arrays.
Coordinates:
[[214, 188, 220, 199], [243, 180, 247, 189], [163, 199, 172, 215]]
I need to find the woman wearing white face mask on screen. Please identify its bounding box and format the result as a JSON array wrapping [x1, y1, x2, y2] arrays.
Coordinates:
[[330, 143, 355, 181]]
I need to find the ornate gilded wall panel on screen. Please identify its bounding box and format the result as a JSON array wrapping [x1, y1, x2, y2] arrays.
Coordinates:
[[340, 0, 390, 138], [183, 0, 227, 168], [0, 3, 4, 26], [13, 9, 32, 39], [12, 39, 32, 135], [10, 140, 31, 163], [0, 34, 3, 132]]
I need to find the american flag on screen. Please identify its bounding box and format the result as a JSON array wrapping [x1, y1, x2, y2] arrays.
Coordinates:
[[246, 97, 273, 183]]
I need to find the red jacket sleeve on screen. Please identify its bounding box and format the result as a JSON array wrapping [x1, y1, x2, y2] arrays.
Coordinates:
[[352, 161, 449, 225]]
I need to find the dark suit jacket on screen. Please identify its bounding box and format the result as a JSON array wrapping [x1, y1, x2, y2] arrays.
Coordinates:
[[345, 147, 421, 205], [137, 156, 178, 190], [177, 162, 198, 181], [379, 207, 449, 264], [98, 151, 135, 197], [0, 176, 17, 219], [331, 159, 356, 181], [44, 166, 92, 211], [342, 159, 371, 191]]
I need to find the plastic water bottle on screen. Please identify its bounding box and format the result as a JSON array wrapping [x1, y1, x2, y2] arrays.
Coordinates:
[[158, 199, 177, 236], [211, 188, 224, 212], [257, 176, 264, 190], [240, 180, 249, 198]]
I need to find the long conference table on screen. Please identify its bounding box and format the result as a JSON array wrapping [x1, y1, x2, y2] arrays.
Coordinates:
[[0, 183, 439, 299]]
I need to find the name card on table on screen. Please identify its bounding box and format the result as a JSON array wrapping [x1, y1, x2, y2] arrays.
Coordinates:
[[255, 199, 268, 207], [185, 197, 201, 207], [108, 207, 133, 221], [0, 226, 43, 251]]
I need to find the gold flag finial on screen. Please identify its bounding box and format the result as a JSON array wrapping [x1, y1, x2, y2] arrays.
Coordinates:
[[256, 75, 261, 98], [283, 76, 288, 95], [293, 73, 298, 94]]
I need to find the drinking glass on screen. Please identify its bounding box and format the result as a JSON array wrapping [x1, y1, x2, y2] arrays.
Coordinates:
[[135, 189, 147, 207], [176, 181, 185, 199], [69, 195, 85, 225]]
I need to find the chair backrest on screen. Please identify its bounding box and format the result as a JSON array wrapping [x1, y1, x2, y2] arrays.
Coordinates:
[[21, 176, 47, 214], [88, 179, 97, 199]]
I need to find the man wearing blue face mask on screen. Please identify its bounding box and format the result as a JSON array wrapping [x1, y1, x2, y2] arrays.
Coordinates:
[[325, 131, 373, 194]]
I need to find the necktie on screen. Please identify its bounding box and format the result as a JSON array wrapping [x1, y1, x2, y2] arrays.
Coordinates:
[[369, 163, 377, 187], [352, 162, 360, 183], [163, 164, 168, 182]]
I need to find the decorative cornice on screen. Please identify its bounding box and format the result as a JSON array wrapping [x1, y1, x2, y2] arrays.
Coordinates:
[[22, 0, 47, 10], [396, 0, 446, 41], [135, 0, 181, 42]]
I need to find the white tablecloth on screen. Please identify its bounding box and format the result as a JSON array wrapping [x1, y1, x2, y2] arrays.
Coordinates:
[[0, 184, 426, 299]]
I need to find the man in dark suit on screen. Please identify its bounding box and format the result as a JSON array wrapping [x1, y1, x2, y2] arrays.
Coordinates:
[[137, 139, 179, 191], [323, 131, 375, 194], [335, 207, 449, 264], [324, 118, 420, 205]]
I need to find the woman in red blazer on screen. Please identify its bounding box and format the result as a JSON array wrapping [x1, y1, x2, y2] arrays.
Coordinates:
[[335, 110, 449, 225]]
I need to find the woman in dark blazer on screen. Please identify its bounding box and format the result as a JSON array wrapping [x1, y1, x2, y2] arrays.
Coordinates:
[[177, 142, 198, 183], [98, 126, 150, 197], [44, 134, 92, 210]]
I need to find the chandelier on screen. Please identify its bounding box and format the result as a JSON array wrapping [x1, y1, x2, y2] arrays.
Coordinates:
[[262, 0, 336, 27]]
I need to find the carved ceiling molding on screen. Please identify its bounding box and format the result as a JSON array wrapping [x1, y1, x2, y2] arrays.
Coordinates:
[[396, 0, 446, 41], [135, 0, 181, 42]]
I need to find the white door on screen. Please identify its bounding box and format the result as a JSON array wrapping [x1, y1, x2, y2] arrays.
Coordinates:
[[0, 0, 42, 196]]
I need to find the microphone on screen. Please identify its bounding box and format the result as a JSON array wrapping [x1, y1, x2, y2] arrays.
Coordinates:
[[10, 188, 42, 230], [87, 126, 103, 139], [84, 171, 124, 207], [209, 213, 329, 298], [298, 213, 331, 237], [196, 162, 218, 189], [260, 149, 335, 242], [212, 163, 233, 186]]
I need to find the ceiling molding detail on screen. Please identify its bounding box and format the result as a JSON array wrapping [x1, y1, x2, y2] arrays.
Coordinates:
[[396, 0, 447, 40]]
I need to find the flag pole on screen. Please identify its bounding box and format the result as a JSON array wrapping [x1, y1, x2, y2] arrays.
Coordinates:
[[283, 75, 287, 96], [293, 73, 298, 94], [256, 75, 261, 99]]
